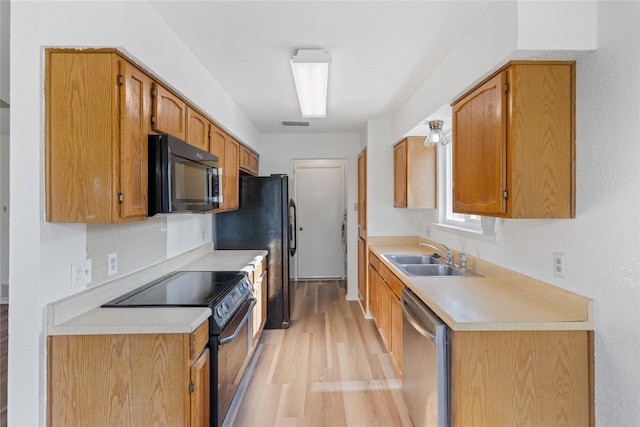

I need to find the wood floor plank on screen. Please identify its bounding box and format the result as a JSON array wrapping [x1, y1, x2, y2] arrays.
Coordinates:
[[230, 280, 409, 427]]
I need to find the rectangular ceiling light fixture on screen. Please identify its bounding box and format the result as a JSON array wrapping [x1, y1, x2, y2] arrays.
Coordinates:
[[290, 49, 331, 118]]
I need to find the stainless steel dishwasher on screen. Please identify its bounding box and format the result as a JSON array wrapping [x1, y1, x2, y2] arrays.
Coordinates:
[[402, 288, 450, 427]]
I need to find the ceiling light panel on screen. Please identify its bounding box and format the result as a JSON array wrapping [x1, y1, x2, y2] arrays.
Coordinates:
[[290, 49, 331, 118]]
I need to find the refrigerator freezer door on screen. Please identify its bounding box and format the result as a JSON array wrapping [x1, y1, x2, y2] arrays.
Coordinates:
[[216, 175, 293, 329]]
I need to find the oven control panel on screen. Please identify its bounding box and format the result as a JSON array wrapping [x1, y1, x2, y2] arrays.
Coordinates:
[[213, 275, 253, 326]]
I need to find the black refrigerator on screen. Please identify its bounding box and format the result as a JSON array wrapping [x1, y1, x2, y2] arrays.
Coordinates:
[[215, 175, 297, 329]]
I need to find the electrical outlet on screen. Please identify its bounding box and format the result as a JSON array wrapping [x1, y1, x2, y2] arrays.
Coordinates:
[[107, 252, 118, 277], [71, 259, 92, 288], [553, 252, 564, 278]]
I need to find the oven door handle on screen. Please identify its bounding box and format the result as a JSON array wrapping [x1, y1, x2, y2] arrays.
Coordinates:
[[219, 298, 256, 346]]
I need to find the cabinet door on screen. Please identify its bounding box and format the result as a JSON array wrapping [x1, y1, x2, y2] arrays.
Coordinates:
[[208, 124, 226, 211], [452, 72, 507, 215], [368, 264, 379, 325], [118, 59, 151, 220], [251, 264, 267, 346], [357, 148, 367, 239], [378, 282, 390, 349], [250, 152, 259, 175], [358, 237, 367, 309], [190, 348, 210, 427], [186, 106, 210, 151], [390, 293, 402, 376], [239, 144, 251, 172], [152, 83, 187, 140], [260, 271, 268, 331], [46, 51, 116, 223], [222, 138, 240, 210], [393, 141, 407, 208]]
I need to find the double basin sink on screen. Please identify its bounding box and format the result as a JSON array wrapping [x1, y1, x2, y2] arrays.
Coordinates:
[[383, 254, 481, 278]]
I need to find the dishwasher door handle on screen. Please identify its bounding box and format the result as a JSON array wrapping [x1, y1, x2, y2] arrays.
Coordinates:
[[402, 298, 436, 343]]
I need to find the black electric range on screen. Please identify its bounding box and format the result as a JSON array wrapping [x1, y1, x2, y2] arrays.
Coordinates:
[[103, 270, 253, 334]]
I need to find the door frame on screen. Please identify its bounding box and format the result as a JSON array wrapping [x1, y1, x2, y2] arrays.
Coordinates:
[[291, 159, 348, 281]]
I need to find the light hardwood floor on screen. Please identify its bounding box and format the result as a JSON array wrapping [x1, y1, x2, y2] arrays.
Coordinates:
[[1, 304, 6, 427], [231, 280, 411, 427]]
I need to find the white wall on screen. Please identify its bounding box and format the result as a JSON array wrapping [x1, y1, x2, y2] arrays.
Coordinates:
[[9, 2, 260, 425], [384, 1, 639, 425], [260, 133, 360, 299]]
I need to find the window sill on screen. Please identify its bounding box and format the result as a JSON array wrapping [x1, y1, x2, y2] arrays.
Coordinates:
[[432, 221, 496, 243]]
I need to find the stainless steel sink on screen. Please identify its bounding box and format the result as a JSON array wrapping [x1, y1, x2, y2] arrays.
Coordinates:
[[384, 254, 441, 265], [382, 253, 482, 278], [401, 264, 467, 277]]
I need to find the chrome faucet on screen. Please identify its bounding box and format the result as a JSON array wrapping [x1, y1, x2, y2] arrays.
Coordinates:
[[418, 242, 453, 265]]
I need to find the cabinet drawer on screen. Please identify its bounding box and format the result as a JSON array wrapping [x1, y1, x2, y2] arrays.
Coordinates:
[[369, 252, 379, 272], [389, 273, 404, 300], [190, 321, 209, 361], [379, 263, 391, 285]]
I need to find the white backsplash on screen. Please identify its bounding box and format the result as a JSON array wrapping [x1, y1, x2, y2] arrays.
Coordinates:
[[86, 216, 168, 286]]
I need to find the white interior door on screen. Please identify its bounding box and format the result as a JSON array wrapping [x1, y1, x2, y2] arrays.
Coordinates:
[[293, 159, 346, 279]]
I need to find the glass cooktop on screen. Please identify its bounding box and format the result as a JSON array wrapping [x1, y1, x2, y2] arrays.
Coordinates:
[[102, 271, 247, 308]]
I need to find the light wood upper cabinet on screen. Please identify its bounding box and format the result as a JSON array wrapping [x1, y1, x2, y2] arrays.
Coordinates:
[[222, 138, 240, 211], [48, 321, 210, 427], [393, 137, 437, 209], [152, 82, 187, 140], [357, 148, 367, 239], [186, 106, 210, 151], [239, 144, 259, 176], [451, 61, 575, 218], [45, 50, 150, 223]]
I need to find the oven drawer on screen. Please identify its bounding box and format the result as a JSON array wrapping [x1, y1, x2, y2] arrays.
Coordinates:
[[191, 321, 209, 360]]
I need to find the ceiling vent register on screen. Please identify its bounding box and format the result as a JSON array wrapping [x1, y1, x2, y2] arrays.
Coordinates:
[[281, 121, 310, 127]]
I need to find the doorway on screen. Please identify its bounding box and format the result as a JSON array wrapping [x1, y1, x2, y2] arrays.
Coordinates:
[[292, 159, 347, 280]]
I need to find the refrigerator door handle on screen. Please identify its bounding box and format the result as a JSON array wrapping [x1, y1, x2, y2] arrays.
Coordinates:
[[289, 199, 297, 256]]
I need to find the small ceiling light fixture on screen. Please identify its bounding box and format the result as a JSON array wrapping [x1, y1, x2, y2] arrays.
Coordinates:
[[424, 120, 449, 146], [290, 49, 331, 118]]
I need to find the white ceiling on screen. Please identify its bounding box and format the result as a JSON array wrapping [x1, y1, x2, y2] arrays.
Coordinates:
[[150, 1, 495, 134]]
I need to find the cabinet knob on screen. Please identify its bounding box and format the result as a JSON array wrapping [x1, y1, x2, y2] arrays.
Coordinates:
[[299, 227, 303, 231]]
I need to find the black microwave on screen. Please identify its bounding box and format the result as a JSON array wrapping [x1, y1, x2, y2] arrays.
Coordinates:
[[148, 134, 220, 216]]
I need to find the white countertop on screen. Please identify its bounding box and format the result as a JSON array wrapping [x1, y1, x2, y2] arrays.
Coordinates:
[[47, 247, 268, 336], [367, 237, 593, 331]]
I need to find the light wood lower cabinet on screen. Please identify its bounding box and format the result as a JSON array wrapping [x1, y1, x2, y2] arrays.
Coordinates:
[[47, 321, 210, 426], [450, 330, 593, 426], [358, 237, 367, 310], [251, 258, 268, 346], [368, 251, 403, 377]]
